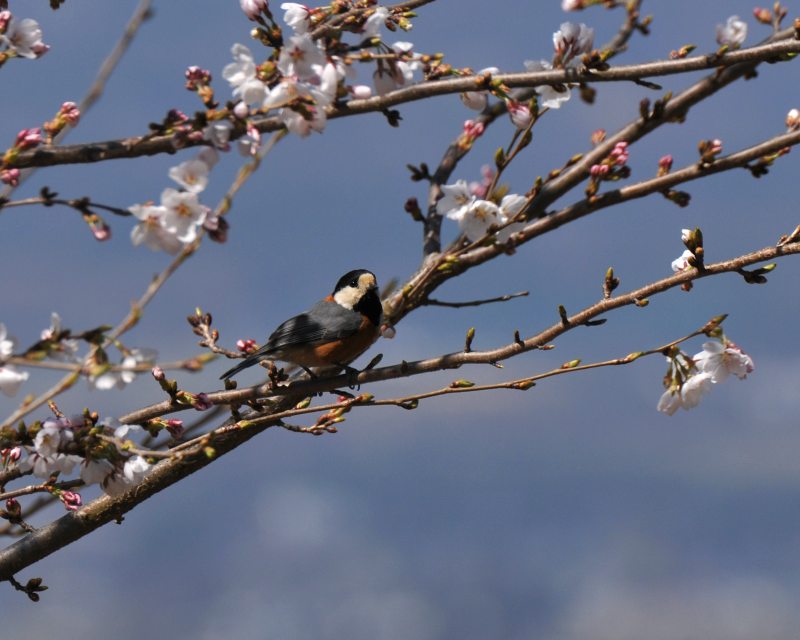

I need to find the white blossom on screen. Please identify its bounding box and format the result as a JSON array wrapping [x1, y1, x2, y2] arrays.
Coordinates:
[[553, 22, 594, 63], [277, 34, 326, 80], [168, 158, 210, 193], [523, 59, 571, 109], [496, 194, 528, 242], [90, 348, 157, 391], [436, 180, 474, 218], [281, 3, 310, 34], [447, 199, 501, 242], [460, 67, 499, 111], [160, 188, 208, 244], [129, 203, 183, 254], [222, 44, 268, 107], [716, 15, 747, 48], [362, 7, 388, 39], [561, 0, 583, 10], [0, 366, 28, 396], [506, 100, 533, 129], [657, 371, 714, 415], [671, 249, 695, 272], [240, 0, 268, 20], [3, 17, 48, 59], [40, 312, 80, 361], [373, 42, 422, 95], [202, 120, 234, 150], [80, 458, 115, 485], [115, 424, 144, 441], [34, 419, 72, 457], [0, 323, 15, 360], [103, 455, 153, 496], [693, 341, 754, 383]]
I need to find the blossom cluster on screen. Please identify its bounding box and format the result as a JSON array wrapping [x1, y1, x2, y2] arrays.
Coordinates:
[[436, 177, 527, 243], [0, 313, 158, 398], [3, 416, 158, 507], [223, 3, 422, 138], [129, 148, 222, 254], [657, 338, 754, 415]]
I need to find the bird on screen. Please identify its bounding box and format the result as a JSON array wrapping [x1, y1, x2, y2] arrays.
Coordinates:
[[220, 269, 383, 380]]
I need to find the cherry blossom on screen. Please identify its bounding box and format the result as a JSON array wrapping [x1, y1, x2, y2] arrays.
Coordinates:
[[240, 0, 268, 21], [129, 203, 183, 254], [693, 341, 754, 383], [436, 180, 474, 219], [447, 199, 501, 242], [506, 100, 534, 129], [161, 188, 208, 243], [460, 67, 499, 111], [103, 455, 153, 496], [0, 323, 15, 360], [277, 34, 326, 80], [786, 108, 800, 131], [89, 348, 157, 391], [524, 60, 571, 109], [0, 366, 27, 397], [716, 15, 747, 48], [222, 44, 267, 107], [281, 3, 311, 34], [2, 16, 48, 59], [561, 0, 584, 10], [40, 312, 79, 362], [168, 158, 210, 193], [19, 419, 82, 478], [202, 120, 233, 150], [362, 7, 389, 39], [495, 194, 529, 243], [671, 249, 695, 272], [80, 458, 115, 486], [553, 22, 594, 65], [657, 371, 714, 415], [373, 42, 422, 95]]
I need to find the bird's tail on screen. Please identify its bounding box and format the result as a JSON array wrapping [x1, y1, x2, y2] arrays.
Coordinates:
[[219, 353, 261, 380]]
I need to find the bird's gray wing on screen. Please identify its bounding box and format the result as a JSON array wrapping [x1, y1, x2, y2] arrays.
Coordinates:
[[263, 300, 362, 352]]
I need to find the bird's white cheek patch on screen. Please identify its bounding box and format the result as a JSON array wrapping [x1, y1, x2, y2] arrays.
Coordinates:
[[333, 288, 357, 309]]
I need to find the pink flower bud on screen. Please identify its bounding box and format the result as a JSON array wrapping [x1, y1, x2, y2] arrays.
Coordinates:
[[0, 11, 12, 34], [753, 7, 772, 24], [240, 0, 269, 20], [151, 366, 165, 381], [15, 127, 43, 150], [658, 154, 673, 171], [185, 66, 211, 89], [786, 108, 800, 131], [506, 100, 533, 130], [193, 393, 213, 411], [60, 490, 82, 511], [59, 101, 81, 126], [590, 163, 609, 177], [462, 119, 485, 140], [0, 168, 20, 186], [5, 497, 20, 517], [236, 338, 258, 353], [166, 419, 184, 438]]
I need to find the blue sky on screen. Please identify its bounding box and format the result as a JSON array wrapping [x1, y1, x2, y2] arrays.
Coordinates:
[[1, 1, 800, 637]]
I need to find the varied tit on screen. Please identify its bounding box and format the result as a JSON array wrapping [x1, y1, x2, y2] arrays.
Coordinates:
[[220, 269, 383, 380]]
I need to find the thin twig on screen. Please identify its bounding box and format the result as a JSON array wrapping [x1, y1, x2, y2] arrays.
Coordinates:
[[423, 291, 529, 308]]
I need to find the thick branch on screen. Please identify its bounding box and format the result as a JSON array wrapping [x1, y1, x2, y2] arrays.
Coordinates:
[[8, 38, 799, 171]]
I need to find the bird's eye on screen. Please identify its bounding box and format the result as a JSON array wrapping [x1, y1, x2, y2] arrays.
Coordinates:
[[349, 278, 359, 287]]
